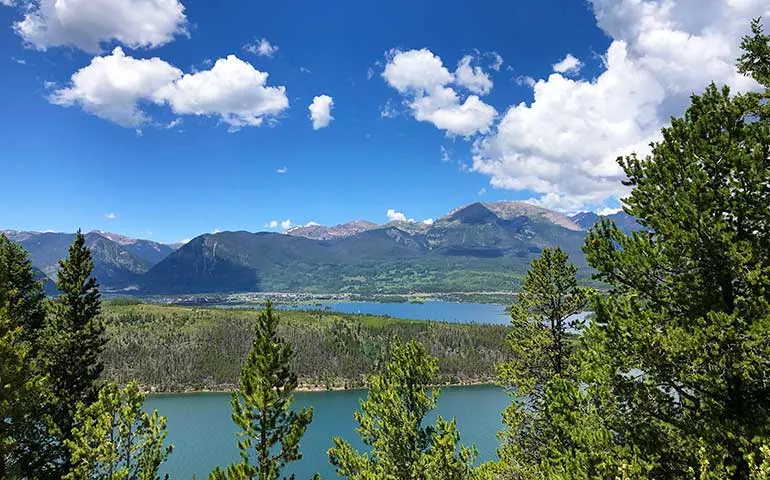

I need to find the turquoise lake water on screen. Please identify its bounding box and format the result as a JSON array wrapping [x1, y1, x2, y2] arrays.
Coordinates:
[[145, 384, 509, 478], [280, 300, 511, 324]]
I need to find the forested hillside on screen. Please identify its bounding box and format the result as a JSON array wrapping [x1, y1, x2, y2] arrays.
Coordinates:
[[101, 304, 510, 392]]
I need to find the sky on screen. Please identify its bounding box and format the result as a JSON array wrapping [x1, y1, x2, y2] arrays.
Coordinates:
[[0, 0, 768, 244]]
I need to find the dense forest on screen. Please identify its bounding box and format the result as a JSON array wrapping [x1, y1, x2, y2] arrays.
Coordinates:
[[2, 19, 770, 480], [101, 304, 510, 392]]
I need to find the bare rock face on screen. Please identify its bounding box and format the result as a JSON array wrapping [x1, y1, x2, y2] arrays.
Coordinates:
[[286, 220, 377, 240]]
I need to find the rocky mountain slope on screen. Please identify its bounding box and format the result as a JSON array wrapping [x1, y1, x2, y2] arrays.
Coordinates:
[[4, 202, 642, 295]]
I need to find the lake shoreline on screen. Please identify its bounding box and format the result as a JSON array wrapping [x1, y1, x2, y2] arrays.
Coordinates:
[[143, 380, 499, 396]]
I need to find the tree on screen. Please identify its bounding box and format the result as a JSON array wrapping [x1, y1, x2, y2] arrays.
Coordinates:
[[64, 382, 172, 480], [328, 340, 475, 480], [0, 235, 56, 479], [209, 300, 314, 480], [0, 307, 48, 478], [42, 230, 106, 475], [571, 20, 770, 478], [496, 247, 589, 475], [0, 234, 46, 343]]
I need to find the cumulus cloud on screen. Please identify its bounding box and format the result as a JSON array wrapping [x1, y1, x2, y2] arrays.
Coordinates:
[[276, 166, 288, 174], [244, 38, 279, 57], [50, 47, 182, 127], [104, 212, 117, 219], [51, 48, 289, 129], [12, 0, 187, 53], [386, 209, 414, 222], [471, 0, 768, 211], [422, 218, 434, 225], [155, 55, 289, 129], [454, 55, 493, 95], [382, 49, 496, 137], [308, 95, 334, 129], [552, 53, 583, 75], [264, 219, 294, 230], [478, 187, 487, 196]]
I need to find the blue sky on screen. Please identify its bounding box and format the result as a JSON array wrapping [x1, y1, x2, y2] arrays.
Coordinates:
[[0, 0, 766, 243]]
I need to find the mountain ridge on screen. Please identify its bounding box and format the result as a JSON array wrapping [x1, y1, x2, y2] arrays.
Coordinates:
[[3, 202, 640, 295]]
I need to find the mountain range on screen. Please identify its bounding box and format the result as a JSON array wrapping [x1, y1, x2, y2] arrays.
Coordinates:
[[2, 202, 639, 295]]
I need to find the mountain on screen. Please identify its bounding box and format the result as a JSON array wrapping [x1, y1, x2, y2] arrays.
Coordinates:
[[286, 220, 377, 240], [5, 201, 644, 295], [141, 201, 590, 294], [570, 210, 642, 235], [3, 230, 176, 292]]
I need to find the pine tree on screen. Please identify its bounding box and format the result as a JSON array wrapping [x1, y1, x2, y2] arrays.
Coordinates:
[[0, 234, 46, 342], [0, 234, 56, 478], [496, 247, 589, 474], [568, 20, 770, 478], [41, 230, 106, 476], [328, 340, 475, 480], [209, 300, 314, 480], [64, 382, 172, 480], [0, 306, 48, 478]]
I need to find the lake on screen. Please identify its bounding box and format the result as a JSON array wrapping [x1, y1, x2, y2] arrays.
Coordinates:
[[145, 384, 509, 478], [280, 300, 511, 324]]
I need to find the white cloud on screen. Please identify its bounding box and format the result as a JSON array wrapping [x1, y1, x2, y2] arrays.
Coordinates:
[[51, 48, 289, 129], [597, 207, 622, 216], [165, 118, 183, 129], [13, 0, 187, 53], [50, 47, 182, 127], [155, 55, 289, 129], [264, 219, 294, 230], [244, 38, 279, 58], [380, 99, 398, 118], [1, 0, 15, 6], [515, 75, 536, 88], [299, 66, 311, 74], [552, 54, 583, 75], [178, 238, 191, 244], [471, 0, 768, 212], [422, 218, 434, 225], [382, 49, 496, 137], [478, 187, 487, 196], [440, 145, 450, 162], [386, 209, 414, 223], [454, 55, 493, 95], [486, 52, 504, 72], [305, 221, 320, 227], [104, 212, 116, 219], [308, 95, 334, 129], [212, 228, 221, 234], [276, 166, 288, 174], [382, 48, 453, 93]]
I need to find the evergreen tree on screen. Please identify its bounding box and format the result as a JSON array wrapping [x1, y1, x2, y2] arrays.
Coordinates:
[[0, 306, 48, 478], [568, 20, 770, 478], [209, 300, 314, 480], [42, 230, 106, 476], [64, 382, 172, 480], [496, 247, 589, 475], [0, 234, 46, 342], [0, 234, 57, 478], [328, 340, 475, 480]]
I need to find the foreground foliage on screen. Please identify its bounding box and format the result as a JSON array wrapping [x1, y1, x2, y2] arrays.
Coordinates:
[[329, 340, 475, 480], [210, 301, 314, 480], [65, 382, 172, 480]]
